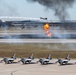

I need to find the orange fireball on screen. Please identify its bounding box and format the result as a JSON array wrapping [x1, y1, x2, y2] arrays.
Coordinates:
[[44, 23, 50, 31], [43, 23, 52, 37]]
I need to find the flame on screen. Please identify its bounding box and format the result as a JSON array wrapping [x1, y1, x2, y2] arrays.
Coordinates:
[[45, 29, 52, 37], [43, 23, 52, 37], [44, 23, 50, 31]]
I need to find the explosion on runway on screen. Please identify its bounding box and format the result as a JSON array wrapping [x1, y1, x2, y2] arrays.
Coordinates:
[[27, 0, 76, 50], [43, 23, 52, 37], [27, 0, 76, 38]]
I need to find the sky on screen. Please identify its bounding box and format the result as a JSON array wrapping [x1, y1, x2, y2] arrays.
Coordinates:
[[0, 0, 76, 20]]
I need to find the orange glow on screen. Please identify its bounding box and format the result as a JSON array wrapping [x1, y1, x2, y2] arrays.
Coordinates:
[[45, 30, 52, 37], [43, 23, 52, 37], [44, 23, 50, 31], [47, 33, 52, 37]]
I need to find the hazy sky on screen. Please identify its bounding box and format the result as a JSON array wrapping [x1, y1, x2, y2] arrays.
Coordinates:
[[0, 0, 76, 20]]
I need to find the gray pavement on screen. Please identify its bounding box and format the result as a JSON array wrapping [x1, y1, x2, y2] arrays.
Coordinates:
[[0, 39, 76, 43], [0, 59, 76, 75]]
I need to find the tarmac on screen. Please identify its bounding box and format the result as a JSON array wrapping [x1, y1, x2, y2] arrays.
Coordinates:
[[0, 59, 76, 75], [0, 39, 76, 43], [0, 29, 76, 43]]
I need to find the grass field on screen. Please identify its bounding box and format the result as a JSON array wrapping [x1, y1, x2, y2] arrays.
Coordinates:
[[0, 43, 76, 58]]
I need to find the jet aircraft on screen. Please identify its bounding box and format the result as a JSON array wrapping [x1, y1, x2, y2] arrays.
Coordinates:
[[38, 54, 52, 65], [20, 54, 34, 64], [56, 54, 70, 65], [2, 53, 16, 64]]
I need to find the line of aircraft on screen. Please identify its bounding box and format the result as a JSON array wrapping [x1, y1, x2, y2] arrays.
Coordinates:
[[0, 53, 76, 66]]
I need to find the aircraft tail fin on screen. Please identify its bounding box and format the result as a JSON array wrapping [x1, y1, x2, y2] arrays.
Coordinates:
[[12, 53, 16, 59], [29, 54, 34, 59], [65, 54, 70, 60], [46, 54, 52, 60]]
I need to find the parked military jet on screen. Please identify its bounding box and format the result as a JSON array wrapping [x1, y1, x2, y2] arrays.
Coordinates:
[[20, 54, 34, 64], [56, 54, 70, 65], [2, 53, 16, 64], [38, 54, 52, 65]]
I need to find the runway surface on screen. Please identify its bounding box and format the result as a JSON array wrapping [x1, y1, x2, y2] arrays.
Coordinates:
[[0, 59, 76, 75], [0, 30, 76, 35], [0, 39, 76, 43], [0, 29, 76, 43]]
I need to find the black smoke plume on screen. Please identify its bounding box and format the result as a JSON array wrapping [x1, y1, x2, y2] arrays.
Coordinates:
[[27, 0, 75, 20]]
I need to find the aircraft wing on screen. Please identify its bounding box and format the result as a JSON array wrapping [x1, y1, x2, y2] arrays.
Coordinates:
[[7, 58, 15, 60], [62, 60, 69, 63], [43, 59, 50, 62], [26, 59, 32, 61], [21, 58, 32, 61]]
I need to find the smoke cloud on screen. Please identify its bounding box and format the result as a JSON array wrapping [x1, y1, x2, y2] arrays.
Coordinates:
[[27, 0, 75, 20]]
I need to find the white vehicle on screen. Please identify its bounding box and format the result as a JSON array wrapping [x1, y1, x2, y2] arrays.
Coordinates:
[[38, 54, 52, 65]]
